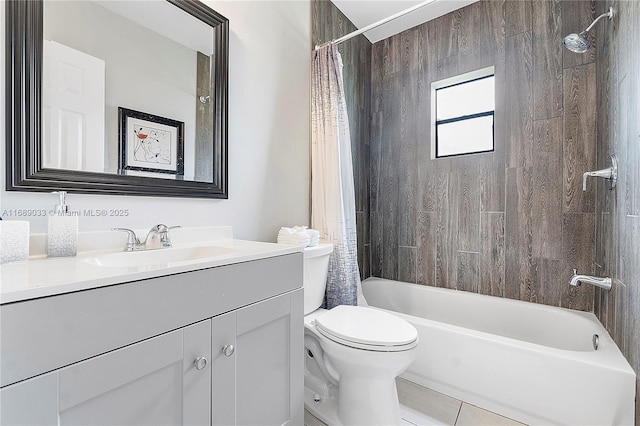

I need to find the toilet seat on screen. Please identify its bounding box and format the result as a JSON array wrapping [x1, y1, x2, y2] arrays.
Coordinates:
[[314, 305, 418, 352]]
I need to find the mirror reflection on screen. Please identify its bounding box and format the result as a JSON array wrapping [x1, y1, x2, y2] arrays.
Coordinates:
[[42, 0, 216, 183]]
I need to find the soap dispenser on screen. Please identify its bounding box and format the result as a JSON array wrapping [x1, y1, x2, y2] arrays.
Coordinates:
[[46, 191, 78, 258]]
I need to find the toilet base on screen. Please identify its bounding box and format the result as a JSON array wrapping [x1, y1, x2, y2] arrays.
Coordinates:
[[336, 373, 403, 425], [305, 386, 420, 426], [304, 375, 404, 425], [304, 386, 342, 425]]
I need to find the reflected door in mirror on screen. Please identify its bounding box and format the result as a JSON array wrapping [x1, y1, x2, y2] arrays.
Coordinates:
[[43, 40, 105, 173]]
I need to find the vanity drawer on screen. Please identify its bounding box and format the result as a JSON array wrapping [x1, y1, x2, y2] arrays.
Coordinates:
[[0, 252, 302, 387]]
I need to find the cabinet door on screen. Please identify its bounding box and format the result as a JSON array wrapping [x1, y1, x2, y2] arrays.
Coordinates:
[[0, 372, 58, 425], [212, 289, 303, 426], [58, 320, 211, 425]]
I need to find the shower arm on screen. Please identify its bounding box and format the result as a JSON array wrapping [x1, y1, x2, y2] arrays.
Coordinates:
[[583, 8, 614, 33]]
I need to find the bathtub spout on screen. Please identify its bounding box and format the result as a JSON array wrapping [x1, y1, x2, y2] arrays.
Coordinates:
[[569, 269, 612, 291]]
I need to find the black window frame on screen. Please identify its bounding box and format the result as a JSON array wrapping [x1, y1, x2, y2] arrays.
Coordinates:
[[434, 74, 495, 159]]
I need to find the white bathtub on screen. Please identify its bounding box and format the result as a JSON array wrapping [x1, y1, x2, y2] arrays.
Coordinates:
[[361, 277, 636, 426]]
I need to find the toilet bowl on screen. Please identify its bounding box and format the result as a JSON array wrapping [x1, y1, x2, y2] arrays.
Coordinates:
[[303, 244, 418, 425]]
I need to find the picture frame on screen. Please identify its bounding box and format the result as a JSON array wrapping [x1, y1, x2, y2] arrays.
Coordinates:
[[118, 107, 184, 176]]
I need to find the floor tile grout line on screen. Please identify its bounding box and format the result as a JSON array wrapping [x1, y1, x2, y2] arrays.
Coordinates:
[[454, 402, 464, 426]]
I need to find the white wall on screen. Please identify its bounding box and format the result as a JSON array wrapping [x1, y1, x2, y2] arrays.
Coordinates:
[[0, 0, 311, 242]]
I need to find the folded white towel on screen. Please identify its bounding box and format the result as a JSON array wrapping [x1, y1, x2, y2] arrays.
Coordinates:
[[277, 226, 310, 247], [277, 226, 322, 247], [278, 234, 311, 246]]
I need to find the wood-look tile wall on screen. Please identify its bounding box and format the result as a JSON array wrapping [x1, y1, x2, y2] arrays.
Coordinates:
[[593, 0, 640, 420], [311, 0, 372, 279], [370, 0, 598, 311]]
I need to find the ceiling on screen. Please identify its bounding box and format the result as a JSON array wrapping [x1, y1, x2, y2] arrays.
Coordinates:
[[329, 0, 479, 44], [93, 0, 214, 54]]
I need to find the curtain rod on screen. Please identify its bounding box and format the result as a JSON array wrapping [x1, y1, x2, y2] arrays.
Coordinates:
[[314, 0, 439, 50]]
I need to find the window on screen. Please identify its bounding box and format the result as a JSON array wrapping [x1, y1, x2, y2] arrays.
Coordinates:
[[431, 67, 495, 158]]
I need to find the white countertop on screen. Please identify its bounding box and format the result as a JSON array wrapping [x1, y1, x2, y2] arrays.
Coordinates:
[[0, 226, 302, 304]]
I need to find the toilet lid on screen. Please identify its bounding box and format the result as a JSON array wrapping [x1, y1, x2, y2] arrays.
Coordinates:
[[315, 305, 418, 351]]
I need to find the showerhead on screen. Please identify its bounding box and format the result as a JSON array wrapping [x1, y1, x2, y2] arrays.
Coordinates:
[[563, 7, 613, 54], [563, 32, 590, 53]]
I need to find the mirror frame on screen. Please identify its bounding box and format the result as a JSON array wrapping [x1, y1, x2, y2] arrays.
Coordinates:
[[5, 0, 228, 198]]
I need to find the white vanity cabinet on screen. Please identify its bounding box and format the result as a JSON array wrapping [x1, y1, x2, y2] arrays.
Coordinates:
[[212, 291, 303, 426], [0, 252, 303, 425]]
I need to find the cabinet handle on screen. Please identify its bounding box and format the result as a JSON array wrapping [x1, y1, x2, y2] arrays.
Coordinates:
[[222, 344, 235, 357], [194, 356, 208, 370]]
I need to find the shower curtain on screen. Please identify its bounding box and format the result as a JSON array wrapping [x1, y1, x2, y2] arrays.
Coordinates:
[[311, 44, 361, 309]]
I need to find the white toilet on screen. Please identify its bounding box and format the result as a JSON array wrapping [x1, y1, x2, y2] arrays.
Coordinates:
[[303, 244, 418, 425]]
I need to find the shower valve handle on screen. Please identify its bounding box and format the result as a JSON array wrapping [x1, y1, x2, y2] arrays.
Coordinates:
[[581, 154, 618, 191]]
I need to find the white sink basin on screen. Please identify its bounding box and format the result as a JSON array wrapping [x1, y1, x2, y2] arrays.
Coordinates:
[[85, 245, 235, 267]]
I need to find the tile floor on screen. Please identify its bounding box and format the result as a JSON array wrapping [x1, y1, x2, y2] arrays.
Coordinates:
[[304, 378, 526, 426]]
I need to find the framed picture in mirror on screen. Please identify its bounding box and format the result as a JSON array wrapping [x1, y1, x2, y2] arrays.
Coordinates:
[[118, 107, 185, 176]]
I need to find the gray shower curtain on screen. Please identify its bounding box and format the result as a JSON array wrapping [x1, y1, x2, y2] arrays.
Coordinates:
[[311, 44, 361, 309]]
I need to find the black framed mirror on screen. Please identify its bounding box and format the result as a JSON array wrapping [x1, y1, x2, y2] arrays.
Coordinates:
[[5, 0, 228, 198]]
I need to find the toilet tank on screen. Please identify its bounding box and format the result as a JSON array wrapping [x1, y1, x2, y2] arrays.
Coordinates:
[[303, 243, 333, 315]]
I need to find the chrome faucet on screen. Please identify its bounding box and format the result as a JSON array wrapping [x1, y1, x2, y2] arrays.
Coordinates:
[[143, 224, 176, 250], [113, 224, 180, 251], [569, 269, 612, 291]]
